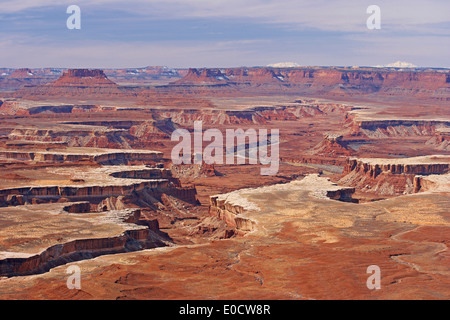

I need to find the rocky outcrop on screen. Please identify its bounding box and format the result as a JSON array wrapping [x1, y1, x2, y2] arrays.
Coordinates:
[[129, 119, 177, 139], [170, 163, 219, 179], [425, 128, 450, 151], [281, 155, 348, 167], [209, 196, 256, 232], [63, 201, 93, 213], [96, 196, 127, 211], [307, 133, 353, 157]]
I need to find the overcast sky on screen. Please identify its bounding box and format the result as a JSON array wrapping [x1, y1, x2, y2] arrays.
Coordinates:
[[0, 0, 449, 68]]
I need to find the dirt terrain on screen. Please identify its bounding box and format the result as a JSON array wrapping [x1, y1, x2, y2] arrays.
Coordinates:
[[0, 66, 448, 299]]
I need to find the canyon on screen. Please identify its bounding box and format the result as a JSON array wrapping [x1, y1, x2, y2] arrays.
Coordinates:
[[0, 66, 448, 300]]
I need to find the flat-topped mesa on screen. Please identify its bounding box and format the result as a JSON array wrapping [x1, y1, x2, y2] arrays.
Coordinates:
[[0, 207, 167, 277], [10, 68, 129, 99], [339, 155, 450, 196], [209, 175, 356, 231], [0, 149, 162, 164], [350, 118, 450, 138], [343, 156, 450, 178], [0, 164, 198, 207], [0, 177, 197, 207], [8, 68, 35, 79], [51, 69, 118, 87]]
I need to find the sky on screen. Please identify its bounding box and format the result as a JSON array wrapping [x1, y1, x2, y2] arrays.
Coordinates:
[[0, 0, 449, 68]]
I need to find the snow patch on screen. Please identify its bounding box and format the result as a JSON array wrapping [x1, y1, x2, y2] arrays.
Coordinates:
[[267, 62, 301, 68]]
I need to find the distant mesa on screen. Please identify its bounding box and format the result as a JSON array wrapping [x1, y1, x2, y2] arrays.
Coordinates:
[[0, 68, 50, 91], [8, 68, 34, 78], [51, 69, 118, 87], [4, 65, 450, 103], [171, 68, 229, 85], [9, 68, 123, 99]]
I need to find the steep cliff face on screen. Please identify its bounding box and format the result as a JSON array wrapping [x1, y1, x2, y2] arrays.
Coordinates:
[[343, 157, 449, 177], [339, 156, 450, 196], [0, 209, 167, 277], [349, 118, 450, 138], [0, 180, 198, 208], [0, 150, 162, 164]]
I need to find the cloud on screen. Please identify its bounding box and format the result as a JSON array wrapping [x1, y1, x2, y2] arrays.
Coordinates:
[[0, 32, 274, 68], [3, 0, 450, 34], [1, 0, 449, 68]]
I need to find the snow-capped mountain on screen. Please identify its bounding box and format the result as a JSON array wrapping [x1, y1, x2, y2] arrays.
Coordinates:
[[374, 61, 418, 68], [267, 62, 301, 68]]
